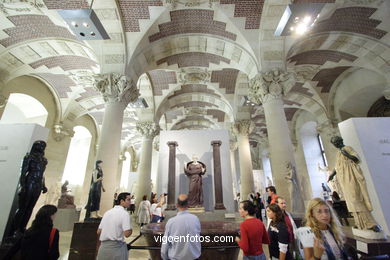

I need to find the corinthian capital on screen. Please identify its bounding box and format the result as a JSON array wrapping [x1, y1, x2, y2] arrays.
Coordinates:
[[136, 121, 160, 139], [249, 68, 296, 105], [233, 120, 254, 136], [94, 73, 140, 103]]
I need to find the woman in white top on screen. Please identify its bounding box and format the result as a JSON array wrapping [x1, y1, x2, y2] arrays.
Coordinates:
[[137, 195, 151, 226], [297, 198, 348, 260], [150, 195, 165, 223]]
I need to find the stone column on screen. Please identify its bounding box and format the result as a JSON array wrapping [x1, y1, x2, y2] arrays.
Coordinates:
[[249, 69, 302, 213], [211, 140, 225, 210], [117, 153, 127, 189], [234, 120, 255, 201], [293, 138, 313, 202], [229, 140, 238, 197], [135, 121, 159, 208], [166, 141, 178, 210], [95, 73, 139, 213]]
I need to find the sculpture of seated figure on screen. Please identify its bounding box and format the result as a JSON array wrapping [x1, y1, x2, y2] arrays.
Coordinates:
[[57, 180, 76, 209], [184, 155, 206, 208]]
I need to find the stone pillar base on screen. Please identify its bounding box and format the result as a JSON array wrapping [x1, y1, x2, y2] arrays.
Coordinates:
[[188, 207, 205, 214], [215, 203, 226, 210]]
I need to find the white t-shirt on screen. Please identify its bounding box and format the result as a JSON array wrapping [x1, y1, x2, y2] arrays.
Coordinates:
[[297, 227, 342, 260], [151, 203, 162, 216], [98, 205, 131, 242]]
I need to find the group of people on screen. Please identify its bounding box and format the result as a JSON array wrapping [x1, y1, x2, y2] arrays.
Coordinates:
[[237, 188, 349, 260], [137, 193, 168, 225]]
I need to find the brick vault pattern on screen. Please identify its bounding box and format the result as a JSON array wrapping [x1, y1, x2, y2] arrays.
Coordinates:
[[34, 73, 76, 98], [29, 55, 98, 71], [156, 52, 230, 68], [43, 0, 89, 9], [312, 66, 351, 93], [210, 68, 239, 94], [118, 0, 163, 32], [311, 7, 387, 39], [148, 70, 177, 96], [149, 9, 237, 42], [288, 50, 357, 65], [0, 15, 76, 47], [220, 0, 265, 29]]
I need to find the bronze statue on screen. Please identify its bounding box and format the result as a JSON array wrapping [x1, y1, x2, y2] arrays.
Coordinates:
[[184, 156, 206, 207], [330, 136, 380, 232], [10, 140, 48, 237], [85, 160, 105, 219]]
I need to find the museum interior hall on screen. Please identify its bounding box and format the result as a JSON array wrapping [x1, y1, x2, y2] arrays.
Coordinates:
[[0, 0, 390, 259]]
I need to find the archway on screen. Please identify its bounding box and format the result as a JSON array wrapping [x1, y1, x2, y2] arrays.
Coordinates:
[[62, 126, 92, 206], [1, 93, 48, 126]]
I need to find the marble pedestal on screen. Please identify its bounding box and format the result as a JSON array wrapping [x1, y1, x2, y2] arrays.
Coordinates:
[[343, 227, 390, 257], [69, 221, 100, 260], [141, 221, 240, 260], [53, 208, 80, 232], [164, 210, 230, 222]]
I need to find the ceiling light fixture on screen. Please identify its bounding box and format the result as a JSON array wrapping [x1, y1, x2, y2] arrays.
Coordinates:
[[57, 1, 110, 41], [274, 3, 325, 36]]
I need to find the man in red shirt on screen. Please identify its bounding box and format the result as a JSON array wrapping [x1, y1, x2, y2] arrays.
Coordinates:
[[268, 186, 278, 205], [235, 200, 269, 259]]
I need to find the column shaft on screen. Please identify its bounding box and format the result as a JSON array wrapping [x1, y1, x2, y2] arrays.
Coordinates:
[[263, 98, 303, 213], [237, 134, 254, 201], [135, 137, 154, 205], [211, 141, 225, 209], [166, 141, 178, 210], [96, 101, 125, 213]]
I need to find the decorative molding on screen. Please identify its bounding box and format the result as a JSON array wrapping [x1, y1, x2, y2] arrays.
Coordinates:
[[166, 0, 218, 8], [94, 73, 139, 104], [233, 120, 254, 136], [249, 69, 296, 105], [136, 121, 160, 139], [52, 124, 75, 142], [178, 68, 210, 84], [153, 137, 160, 151]]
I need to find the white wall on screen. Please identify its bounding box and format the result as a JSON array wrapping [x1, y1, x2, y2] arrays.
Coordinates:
[[157, 129, 235, 212], [339, 118, 390, 235]]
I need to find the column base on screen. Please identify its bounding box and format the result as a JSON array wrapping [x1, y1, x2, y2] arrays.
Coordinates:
[[166, 204, 176, 210], [215, 203, 226, 210]]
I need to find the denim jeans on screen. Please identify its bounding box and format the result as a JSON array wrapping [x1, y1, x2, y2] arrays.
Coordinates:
[[243, 253, 266, 260]]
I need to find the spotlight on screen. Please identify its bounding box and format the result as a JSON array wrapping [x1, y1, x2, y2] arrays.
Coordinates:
[[275, 3, 325, 36]]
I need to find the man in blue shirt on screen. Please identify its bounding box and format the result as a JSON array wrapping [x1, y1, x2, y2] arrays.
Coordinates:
[[161, 194, 201, 260]]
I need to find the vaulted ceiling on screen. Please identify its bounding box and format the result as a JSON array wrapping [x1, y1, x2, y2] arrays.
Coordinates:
[[1, 0, 389, 150]]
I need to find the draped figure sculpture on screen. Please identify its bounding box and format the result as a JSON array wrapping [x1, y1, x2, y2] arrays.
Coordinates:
[[184, 156, 206, 207], [9, 140, 48, 237], [285, 162, 305, 213], [85, 160, 105, 219], [330, 136, 380, 232]]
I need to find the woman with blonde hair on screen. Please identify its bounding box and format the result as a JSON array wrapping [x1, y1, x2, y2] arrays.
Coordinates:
[[297, 198, 349, 260]]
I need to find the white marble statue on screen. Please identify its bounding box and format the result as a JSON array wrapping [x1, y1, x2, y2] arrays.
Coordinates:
[[285, 162, 305, 213], [318, 162, 344, 199]]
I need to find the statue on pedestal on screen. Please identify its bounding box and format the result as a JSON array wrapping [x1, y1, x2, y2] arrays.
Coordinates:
[[9, 140, 48, 237], [285, 162, 305, 213], [330, 136, 381, 233], [184, 156, 206, 208], [45, 179, 62, 205], [57, 180, 76, 209], [85, 160, 105, 219]]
